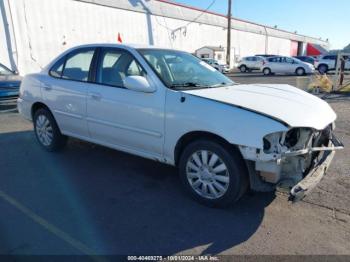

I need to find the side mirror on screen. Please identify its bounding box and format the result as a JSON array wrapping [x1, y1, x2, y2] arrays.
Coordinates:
[[124, 76, 155, 93]]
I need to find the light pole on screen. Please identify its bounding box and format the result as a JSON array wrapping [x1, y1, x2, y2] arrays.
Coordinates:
[[226, 0, 232, 67]]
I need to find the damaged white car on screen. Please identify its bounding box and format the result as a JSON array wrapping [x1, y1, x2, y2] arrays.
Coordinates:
[[18, 44, 343, 207]]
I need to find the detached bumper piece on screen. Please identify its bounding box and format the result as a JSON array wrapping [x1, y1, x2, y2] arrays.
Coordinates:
[[289, 136, 344, 202]]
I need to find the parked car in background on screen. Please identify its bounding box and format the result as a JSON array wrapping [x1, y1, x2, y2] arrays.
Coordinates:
[[314, 55, 350, 74], [202, 58, 229, 73], [237, 56, 265, 73], [293, 56, 315, 65], [262, 56, 315, 76], [0, 63, 21, 101], [18, 44, 342, 207]]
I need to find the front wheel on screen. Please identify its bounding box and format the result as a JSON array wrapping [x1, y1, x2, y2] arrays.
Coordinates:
[[318, 64, 328, 74], [179, 140, 248, 208], [240, 65, 248, 73], [33, 108, 67, 152], [263, 68, 271, 75], [296, 67, 305, 76]]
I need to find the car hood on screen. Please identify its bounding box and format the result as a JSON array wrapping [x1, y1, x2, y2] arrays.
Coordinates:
[[182, 84, 336, 130]]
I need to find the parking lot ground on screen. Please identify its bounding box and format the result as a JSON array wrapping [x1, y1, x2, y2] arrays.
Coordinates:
[[228, 71, 350, 89], [0, 78, 350, 255]]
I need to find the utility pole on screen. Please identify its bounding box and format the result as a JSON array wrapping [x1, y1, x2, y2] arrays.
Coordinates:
[[226, 0, 232, 67]]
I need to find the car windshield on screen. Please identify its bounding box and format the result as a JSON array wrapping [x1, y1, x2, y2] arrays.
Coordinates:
[[0, 64, 14, 76], [138, 49, 234, 90]]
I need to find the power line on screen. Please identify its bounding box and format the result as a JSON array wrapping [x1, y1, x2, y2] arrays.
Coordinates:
[[154, 0, 217, 40], [184, 0, 217, 27]]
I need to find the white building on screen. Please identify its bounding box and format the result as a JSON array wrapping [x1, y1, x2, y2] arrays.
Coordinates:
[[195, 46, 226, 64], [0, 0, 329, 74]]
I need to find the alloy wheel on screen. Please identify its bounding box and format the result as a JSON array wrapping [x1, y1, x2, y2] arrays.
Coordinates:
[[35, 115, 53, 146], [186, 150, 230, 200], [296, 68, 305, 76]]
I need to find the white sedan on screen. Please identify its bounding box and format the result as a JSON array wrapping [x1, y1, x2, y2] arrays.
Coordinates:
[[262, 56, 315, 76], [18, 44, 342, 207]]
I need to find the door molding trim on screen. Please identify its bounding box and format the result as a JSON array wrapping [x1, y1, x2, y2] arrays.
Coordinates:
[[86, 117, 163, 138], [54, 110, 84, 120]]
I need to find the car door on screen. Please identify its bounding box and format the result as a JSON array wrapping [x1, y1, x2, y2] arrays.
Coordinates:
[[346, 58, 350, 70], [253, 57, 264, 69], [286, 57, 299, 73], [86, 48, 165, 158], [244, 57, 252, 68], [280, 57, 295, 74], [41, 47, 96, 138], [268, 57, 280, 72]]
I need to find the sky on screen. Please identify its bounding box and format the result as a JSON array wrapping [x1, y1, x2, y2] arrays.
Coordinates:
[[171, 0, 349, 49]]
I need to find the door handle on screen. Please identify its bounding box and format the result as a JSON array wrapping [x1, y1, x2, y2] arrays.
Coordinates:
[[43, 84, 52, 91], [89, 92, 102, 100]]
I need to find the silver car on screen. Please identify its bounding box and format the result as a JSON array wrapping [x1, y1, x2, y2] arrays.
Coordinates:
[[262, 56, 315, 76], [238, 56, 265, 73]]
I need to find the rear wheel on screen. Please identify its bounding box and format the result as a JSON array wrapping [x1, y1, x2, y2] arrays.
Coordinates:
[[240, 65, 248, 73], [179, 140, 248, 208], [33, 108, 67, 152], [296, 67, 305, 76], [318, 64, 328, 74], [263, 68, 271, 75]]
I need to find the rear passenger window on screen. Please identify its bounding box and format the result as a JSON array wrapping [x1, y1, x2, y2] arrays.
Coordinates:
[[62, 49, 95, 82]]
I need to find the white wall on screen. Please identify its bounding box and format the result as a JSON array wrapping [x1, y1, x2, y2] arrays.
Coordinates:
[[231, 30, 267, 60], [1, 0, 324, 74], [267, 36, 291, 56]]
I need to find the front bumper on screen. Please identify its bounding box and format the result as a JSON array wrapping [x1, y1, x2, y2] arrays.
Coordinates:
[[305, 67, 315, 74], [289, 136, 344, 202], [17, 98, 33, 121]]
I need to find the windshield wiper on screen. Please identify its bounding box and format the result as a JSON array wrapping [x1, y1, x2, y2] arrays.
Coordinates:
[[170, 82, 210, 89]]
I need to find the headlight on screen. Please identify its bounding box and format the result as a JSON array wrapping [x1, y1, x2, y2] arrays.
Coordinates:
[[263, 128, 314, 154], [263, 132, 284, 154]]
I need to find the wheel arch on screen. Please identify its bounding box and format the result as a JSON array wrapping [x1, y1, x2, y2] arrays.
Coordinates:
[[174, 131, 242, 166], [317, 63, 328, 70], [263, 67, 271, 74], [295, 67, 305, 75], [31, 102, 51, 119]]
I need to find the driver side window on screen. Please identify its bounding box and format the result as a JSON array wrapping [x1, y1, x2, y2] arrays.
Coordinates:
[[96, 49, 145, 88]]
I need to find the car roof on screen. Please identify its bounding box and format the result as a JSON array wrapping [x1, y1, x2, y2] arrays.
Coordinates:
[[66, 43, 182, 52]]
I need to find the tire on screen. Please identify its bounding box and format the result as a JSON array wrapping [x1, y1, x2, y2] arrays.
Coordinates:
[[179, 139, 249, 208], [318, 64, 328, 74], [240, 65, 248, 73], [296, 67, 305, 76], [33, 108, 67, 152], [263, 68, 271, 75]]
